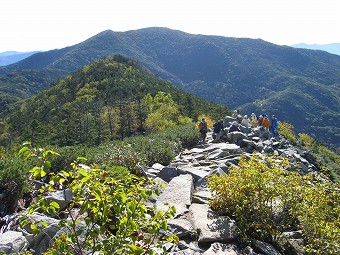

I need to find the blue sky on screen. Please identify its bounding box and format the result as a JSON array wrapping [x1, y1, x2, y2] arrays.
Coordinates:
[[1, 0, 339, 52]]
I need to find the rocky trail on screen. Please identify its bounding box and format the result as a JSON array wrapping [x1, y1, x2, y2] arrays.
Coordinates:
[[0, 118, 322, 254]]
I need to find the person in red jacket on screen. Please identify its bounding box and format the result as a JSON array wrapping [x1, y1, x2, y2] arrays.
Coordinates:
[[261, 115, 271, 130], [198, 118, 208, 142]]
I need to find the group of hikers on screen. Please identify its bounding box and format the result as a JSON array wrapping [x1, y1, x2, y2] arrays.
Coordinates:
[[198, 110, 279, 143]]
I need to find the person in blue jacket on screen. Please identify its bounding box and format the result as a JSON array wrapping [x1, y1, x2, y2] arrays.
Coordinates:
[[270, 115, 278, 136]]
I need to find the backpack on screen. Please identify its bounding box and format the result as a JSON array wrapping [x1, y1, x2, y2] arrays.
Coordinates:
[[198, 121, 207, 132]]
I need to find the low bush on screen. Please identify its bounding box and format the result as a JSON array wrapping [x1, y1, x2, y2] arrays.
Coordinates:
[[97, 143, 146, 175], [127, 136, 179, 166], [296, 176, 340, 254], [101, 123, 201, 169], [208, 154, 340, 254], [43, 145, 96, 173], [158, 123, 201, 148]]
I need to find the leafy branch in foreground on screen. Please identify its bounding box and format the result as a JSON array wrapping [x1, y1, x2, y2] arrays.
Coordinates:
[[19, 144, 178, 255]]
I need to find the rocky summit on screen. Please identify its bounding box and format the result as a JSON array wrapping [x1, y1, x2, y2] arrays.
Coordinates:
[[0, 115, 326, 255]]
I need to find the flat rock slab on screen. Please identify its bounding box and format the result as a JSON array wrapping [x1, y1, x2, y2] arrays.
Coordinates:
[[189, 203, 238, 244], [24, 213, 60, 234], [156, 174, 193, 217], [152, 163, 164, 170]]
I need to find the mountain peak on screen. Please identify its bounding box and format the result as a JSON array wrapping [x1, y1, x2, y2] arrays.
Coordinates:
[[0, 27, 339, 146]]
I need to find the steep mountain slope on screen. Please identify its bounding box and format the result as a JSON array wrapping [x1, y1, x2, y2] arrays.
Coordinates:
[[0, 27, 339, 145], [4, 56, 228, 146]]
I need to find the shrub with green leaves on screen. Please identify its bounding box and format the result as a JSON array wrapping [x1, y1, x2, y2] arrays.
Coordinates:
[[156, 123, 201, 148], [296, 176, 340, 254], [0, 156, 30, 213], [278, 121, 296, 144], [97, 142, 146, 175], [43, 145, 97, 173], [128, 136, 178, 166], [122, 123, 199, 166], [208, 154, 340, 254], [20, 144, 178, 255]]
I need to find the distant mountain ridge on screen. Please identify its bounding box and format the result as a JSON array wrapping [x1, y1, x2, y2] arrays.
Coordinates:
[[292, 43, 340, 56], [0, 51, 40, 66], [0, 27, 339, 146]]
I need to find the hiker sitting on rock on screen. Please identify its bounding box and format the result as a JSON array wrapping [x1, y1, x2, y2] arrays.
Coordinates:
[[241, 115, 251, 128], [250, 113, 258, 127]]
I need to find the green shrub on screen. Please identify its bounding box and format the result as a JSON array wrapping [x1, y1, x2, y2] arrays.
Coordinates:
[[97, 143, 146, 175], [122, 123, 198, 166], [128, 136, 178, 166], [44, 145, 89, 173], [208, 155, 301, 241], [158, 123, 201, 148], [0, 157, 30, 213], [278, 121, 296, 144], [208, 154, 340, 254], [296, 177, 340, 254]]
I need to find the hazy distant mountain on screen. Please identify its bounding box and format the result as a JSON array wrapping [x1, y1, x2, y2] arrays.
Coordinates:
[[292, 43, 340, 56], [0, 51, 40, 66], [0, 28, 339, 146]]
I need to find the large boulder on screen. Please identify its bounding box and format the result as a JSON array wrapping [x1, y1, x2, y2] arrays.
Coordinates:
[[278, 231, 305, 255], [253, 127, 271, 140], [155, 174, 194, 217]]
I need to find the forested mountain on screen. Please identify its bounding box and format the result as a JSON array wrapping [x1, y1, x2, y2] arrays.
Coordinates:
[[0, 27, 339, 146], [2, 56, 228, 146], [0, 51, 40, 66]]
